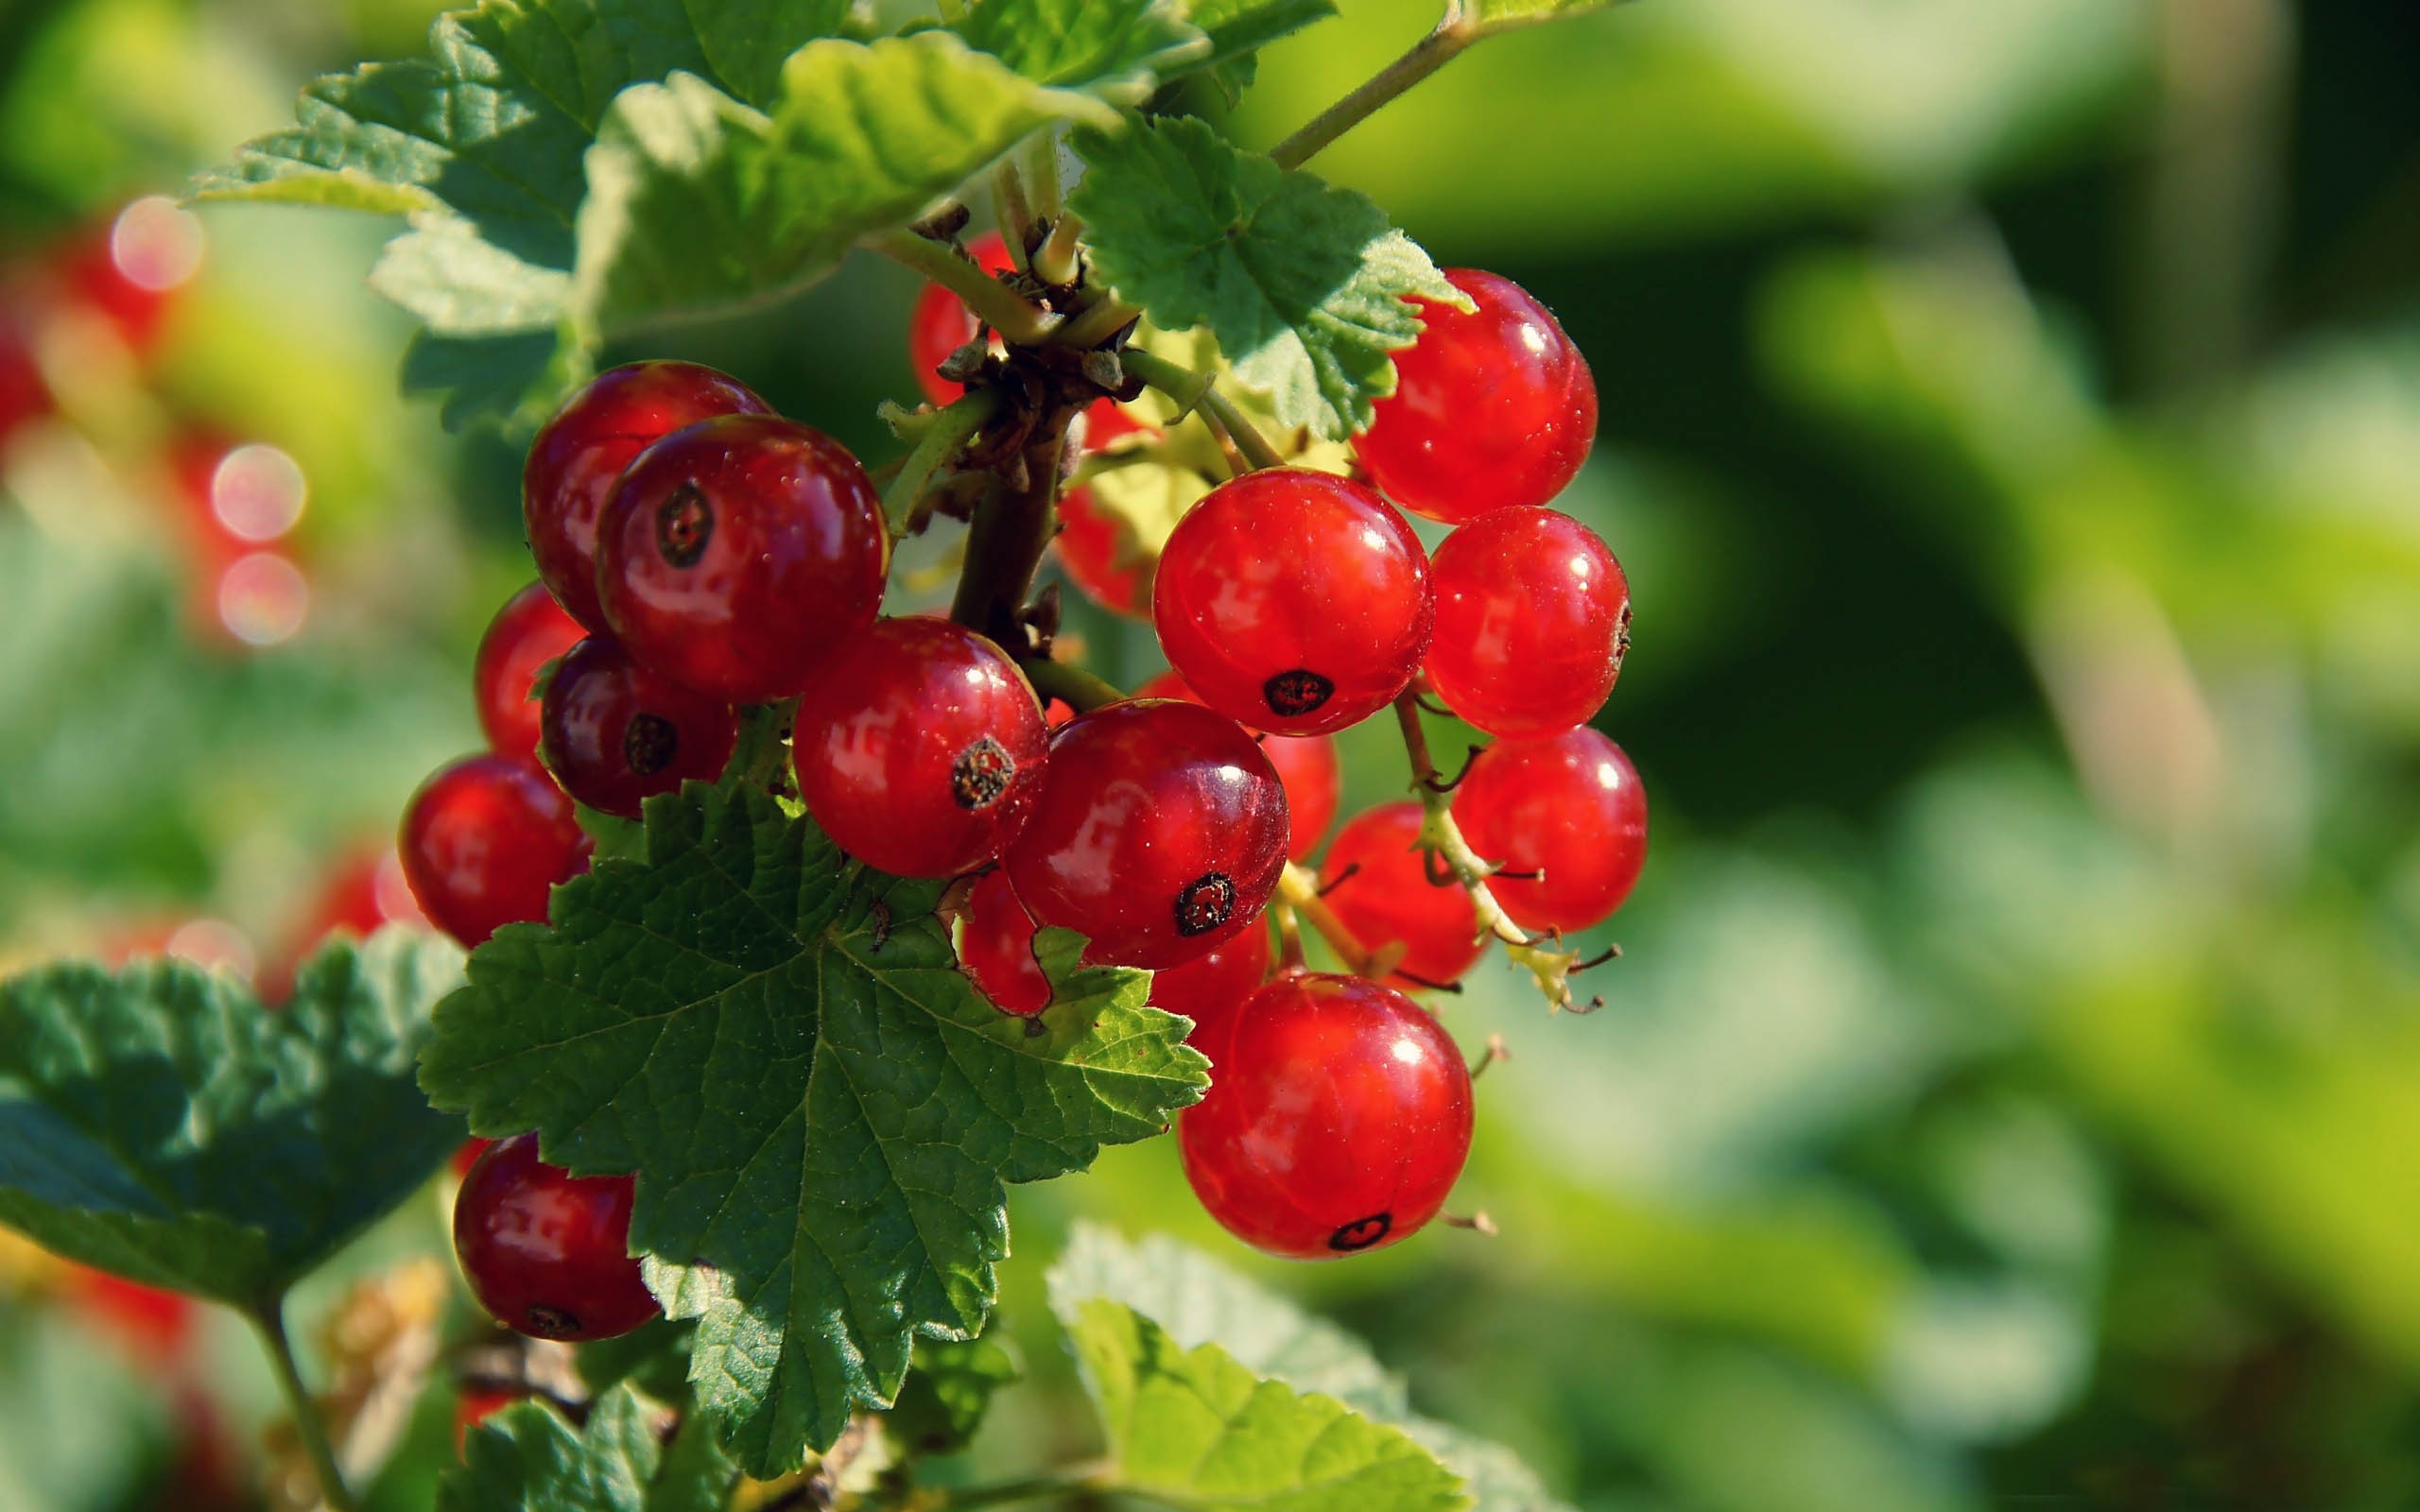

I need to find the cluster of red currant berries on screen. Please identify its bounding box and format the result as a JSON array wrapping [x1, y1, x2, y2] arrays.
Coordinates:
[[428, 252, 1642, 1344]]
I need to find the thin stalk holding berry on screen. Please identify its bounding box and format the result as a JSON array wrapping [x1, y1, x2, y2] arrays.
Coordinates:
[[874, 230, 1059, 344]]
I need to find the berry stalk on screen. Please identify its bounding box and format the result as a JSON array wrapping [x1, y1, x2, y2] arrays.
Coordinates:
[[1276, 861, 1383, 978], [875, 230, 1060, 344], [251, 1300, 358, 1512], [1118, 350, 1285, 471], [883, 387, 1000, 536], [1392, 692, 1595, 1009], [947, 400, 1080, 648]]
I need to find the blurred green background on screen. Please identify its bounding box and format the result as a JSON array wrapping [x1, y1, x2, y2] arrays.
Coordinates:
[[6, 0, 2420, 1506]]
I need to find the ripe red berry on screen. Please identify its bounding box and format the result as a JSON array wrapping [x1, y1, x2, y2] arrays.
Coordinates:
[[1426, 507, 1629, 738], [1454, 729, 1648, 934], [1135, 671, 1339, 861], [524, 362, 769, 632], [908, 232, 1017, 407], [959, 868, 1052, 1016], [1053, 484, 1151, 618], [1180, 972, 1472, 1259], [452, 1132, 658, 1343], [475, 582, 586, 758], [540, 636, 739, 819], [455, 1386, 521, 1452], [596, 414, 888, 703], [794, 618, 1048, 878], [399, 755, 590, 948], [1356, 268, 1597, 524], [1153, 469, 1433, 736], [1005, 700, 1288, 969], [1148, 914, 1270, 1039], [1317, 801, 1482, 988]]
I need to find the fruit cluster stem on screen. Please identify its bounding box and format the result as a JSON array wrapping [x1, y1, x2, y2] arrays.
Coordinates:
[[884, 388, 1001, 537], [949, 404, 1080, 650], [874, 231, 1060, 344], [1278, 862, 1383, 977], [1119, 351, 1286, 471], [1268, 13, 1478, 171], [1392, 693, 1585, 1009], [251, 1300, 358, 1512], [1019, 655, 1126, 713]]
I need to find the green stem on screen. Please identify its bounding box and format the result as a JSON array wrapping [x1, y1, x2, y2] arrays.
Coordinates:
[[1055, 294, 1141, 350], [884, 388, 1001, 536], [949, 403, 1080, 649], [1023, 131, 1065, 222], [1032, 210, 1083, 287], [927, 1463, 1116, 1509], [251, 1301, 357, 1512], [1278, 861, 1379, 976], [1392, 693, 1587, 1008], [875, 231, 1060, 343], [994, 161, 1036, 273], [1268, 14, 1477, 171], [1119, 350, 1286, 471], [1019, 656, 1126, 713]]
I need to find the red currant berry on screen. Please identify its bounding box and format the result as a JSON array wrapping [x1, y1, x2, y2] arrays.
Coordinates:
[[452, 1137, 495, 1179], [1135, 671, 1339, 861], [1053, 484, 1151, 618], [452, 1132, 658, 1342], [1149, 913, 1270, 1041], [1426, 507, 1629, 738], [455, 1387, 521, 1452], [959, 868, 1052, 1016], [1357, 268, 1597, 524], [1317, 801, 1482, 988], [795, 618, 1048, 878], [524, 362, 768, 632], [399, 755, 590, 948], [475, 582, 586, 758], [1153, 469, 1433, 736], [540, 636, 739, 819], [1005, 700, 1288, 969], [1455, 729, 1647, 933], [596, 414, 888, 702], [1180, 972, 1472, 1259], [908, 232, 1017, 407]]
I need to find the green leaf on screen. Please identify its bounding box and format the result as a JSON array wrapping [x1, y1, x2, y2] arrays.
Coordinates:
[[955, 0, 1209, 102], [0, 931, 466, 1307], [576, 1316, 697, 1403], [419, 782, 1208, 1476], [1185, 0, 1338, 94], [889, 1334, 1023, 1456], [440, 1383, 737, 1512], [1051, 1225, 1575, 1512], [1458, 0, 1625, 27], [1055, 1296, 1468, 1512], [1069, 114, 1460, 438], [574, 36, 1117, 334]]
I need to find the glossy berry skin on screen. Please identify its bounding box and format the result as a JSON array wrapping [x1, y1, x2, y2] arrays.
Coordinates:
[[908, 232, 1016, 407], [524, 362, 769, 631], [597, 414, 888, 702], [1181, 972, 1472, 1260], [540, 636, 738, 819], [1005, 699, 1288, 969], [796, 619, 1047, 878], [1135, 671, 1339, 861], [1357, 268, 1597, 524], [400, 755, 590, 948], [959, 868, 1052, 1016], [1426, 507, 1629, 738], [1455, 729, 1648, 934], [1148, 914, 1270, 1040], [1318, 801, 1481, 988], [475, 582, 587, 757], [452, 1133, 658, 1343], [1153, 469, 1433, 736]]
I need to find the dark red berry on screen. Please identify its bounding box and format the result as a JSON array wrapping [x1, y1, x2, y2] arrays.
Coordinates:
[[1152, 469, 1433, 736], [475, 581, 586, 758], [1426, 507, 1628, 738], [795, 618, 1048, 878], [524, 362, 768, 631], [452, 1137, 494, 1179], [1053, 483, 1151, 618], [540, 636, 739, 819], [959, 868, 1052, 1016], [908, 232, 1017, 407], [452, 1132, 658, 1342], [1317, 801, 1481, 988], [1455, 729, 1647, 934], [596, 414, 888, 702], [1004, 699, 1288, 969], [1180, 972, 1472, 1260], [399, 755, 590, 948], [1356, 268, 1597, 524], [1135, 671, 1339, 862]]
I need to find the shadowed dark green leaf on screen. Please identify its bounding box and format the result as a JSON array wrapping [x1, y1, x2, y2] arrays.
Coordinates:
[[419, 782, 1206, 1475], [1069, 113, 1460, 438], [0, 931, 465, 1306], [889, 1334, 1023, 1456], [955, 0, 1207, 102], [439, 1383, 736, 1512]]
